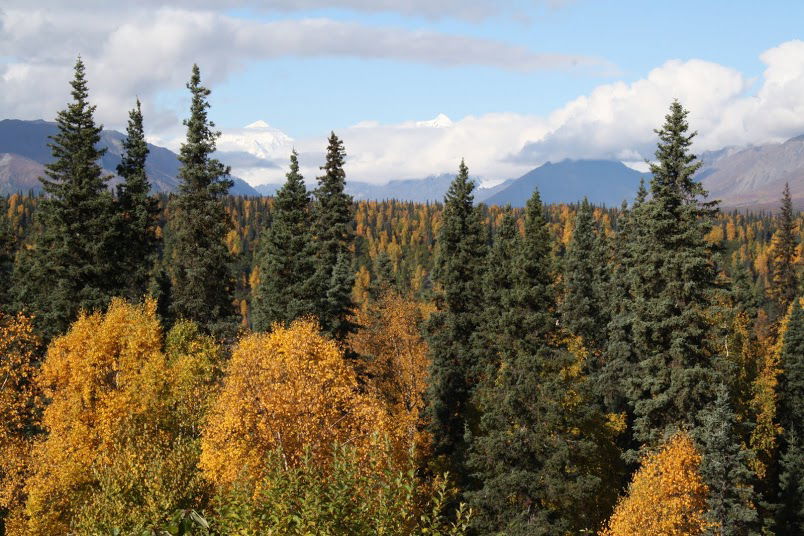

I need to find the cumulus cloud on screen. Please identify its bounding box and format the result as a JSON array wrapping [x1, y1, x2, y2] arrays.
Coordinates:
[[233, 40, 804, 186], [511, 42, 804, 167]]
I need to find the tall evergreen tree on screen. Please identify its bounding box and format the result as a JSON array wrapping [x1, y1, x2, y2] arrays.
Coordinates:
[[776, 298, 804, 532], [561, 197, 610, 355], [324, 252, 357, 341], [769, 183, 798, 313], [114, 99, 159, 302], [13, 57, 116, 340], [468, 190, 618, 535], [252, 151, 317, 331], [426, 160, 487, 488], [166, 64, 236, 337], [696, 383, 760, 535], [605, 101, 721, 451], [313, 132, 355, 339], [599, 192, 644, 416]]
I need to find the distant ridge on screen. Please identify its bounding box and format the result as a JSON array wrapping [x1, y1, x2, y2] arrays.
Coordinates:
[[0, 119, 259, 196], [697, 134, 804, 209], [484, 159, 646, 207]]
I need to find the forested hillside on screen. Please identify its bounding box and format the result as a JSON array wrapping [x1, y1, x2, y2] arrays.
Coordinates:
[[2, 58, 804, 536]]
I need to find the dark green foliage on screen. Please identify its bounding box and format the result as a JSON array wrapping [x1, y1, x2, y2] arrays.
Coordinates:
[[252, 151, 317, 331], [731, 258, 762, 318], [468, 190, 618, 535], [369, 252, 396, 300], [312, 132, 356, 339], [114, 99, 160, 302], [561, 197, 610, 355], [13, 57, 116, 341], [324, 252, 357, 342], [166, 64, 236, 338], [468, 348, 617, 535], [604, 101, 721, 450], [518, 190, 555, 342], [474, 208, 521, 380], [770, 183, 798, 313], [696, 384, 760, 535], [0, 197, 13, 310], [426, 160, 487, 487], [777, 299, 804, 532]]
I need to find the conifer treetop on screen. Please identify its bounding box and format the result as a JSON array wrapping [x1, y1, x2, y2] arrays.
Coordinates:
[[178, 64, 231, 197]]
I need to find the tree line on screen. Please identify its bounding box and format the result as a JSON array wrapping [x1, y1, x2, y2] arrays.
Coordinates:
[[0, 58, 803, 535]]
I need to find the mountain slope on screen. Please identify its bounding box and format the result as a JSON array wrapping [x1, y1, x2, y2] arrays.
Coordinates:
[[484, 159, 646, 207], [0, 119, 259, 196], [698, 136, 804, 208]]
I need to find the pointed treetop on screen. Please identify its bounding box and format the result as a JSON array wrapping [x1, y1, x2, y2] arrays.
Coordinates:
[[444, 159, 475, 208], [650, 100, 705, 200], [634, 178, 648, 205]]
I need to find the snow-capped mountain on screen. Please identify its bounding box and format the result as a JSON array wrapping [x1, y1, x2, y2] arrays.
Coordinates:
[[217, 120, 294, 160], [414, 113, 453, 129]]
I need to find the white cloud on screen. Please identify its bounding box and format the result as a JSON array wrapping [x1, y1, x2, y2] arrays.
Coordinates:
[[0, 6, 608, 135], [232, 41, 804, 186], [0, 0, 572, 22]]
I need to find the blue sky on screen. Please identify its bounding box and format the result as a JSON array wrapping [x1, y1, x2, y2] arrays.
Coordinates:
[[3, 1, 804, 184], [208, 1, 804, 135]]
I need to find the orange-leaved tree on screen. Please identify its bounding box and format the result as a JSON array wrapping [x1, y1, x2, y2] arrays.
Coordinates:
[[349, 291, 432, 449], [200, 318, 389, 489], [22, 299, 219, 536], [0, 313, 41, 533], [601, 432, 716, 536]]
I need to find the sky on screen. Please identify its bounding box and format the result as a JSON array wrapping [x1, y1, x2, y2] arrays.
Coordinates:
[[3, 1, 804, 185]]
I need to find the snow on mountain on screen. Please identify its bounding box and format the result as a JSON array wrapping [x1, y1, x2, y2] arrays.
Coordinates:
[[413, 113, 453, 129], [217, 120, 294, 160]]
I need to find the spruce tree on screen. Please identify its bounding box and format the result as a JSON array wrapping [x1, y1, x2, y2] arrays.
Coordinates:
[[324, 252, 357, 341], [474, 207, 520, 381], [468, 190, 618, 535], [605, 101, 721, 450], [561, 197, 610, 355], [769, 183, 798, 313], [425, 160, 487, 488], [696, 383, 760, 535], [599, 192, 644, 416], [312, 132, 355, 339], [252, 151, 317, 331], [166, 64, 236, 337], [114, 99, 159, 302], [777, 298, 804, 532], [13, 57, 116, 340]]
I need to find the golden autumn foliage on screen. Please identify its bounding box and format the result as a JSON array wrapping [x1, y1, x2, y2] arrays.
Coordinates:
[[21, 300, 220, 536], [748, 300, 803, 477], [0, 313, 41, 533], [601, 433, 715, 536], [349, 291, 432, 447], [200, 319, 390, 489]]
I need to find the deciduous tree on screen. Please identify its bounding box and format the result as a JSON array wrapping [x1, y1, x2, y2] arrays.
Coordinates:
[[200, 319, 388, 489], [602, 432, 715, 536]]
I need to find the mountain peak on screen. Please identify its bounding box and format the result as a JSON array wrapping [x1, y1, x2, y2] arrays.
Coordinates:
[[415, 113, 453, 128], [245, 120, 271, 129]]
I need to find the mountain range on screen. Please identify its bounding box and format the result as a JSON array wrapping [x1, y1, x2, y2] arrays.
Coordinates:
[[2, 118, 804, 209], [0, 119, 260, 196]]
